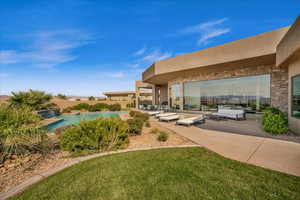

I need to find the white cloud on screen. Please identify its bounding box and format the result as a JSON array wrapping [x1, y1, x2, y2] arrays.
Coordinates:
[[0, 29, 95, 68], [197, 28, 230, 45], [180, 18, 228, 34], [171, 18, 230, 46], [110, 71, 125, 78], [130, 63, 140, 68], [134, 47, 146, 56], [141, 49, 172, 63], [0, 51, 19, 64], [122, 62, 140, 68], [0, 73, 9, 78]]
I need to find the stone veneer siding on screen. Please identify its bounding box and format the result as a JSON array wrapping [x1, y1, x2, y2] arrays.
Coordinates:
[[168, 64, 289, 113]]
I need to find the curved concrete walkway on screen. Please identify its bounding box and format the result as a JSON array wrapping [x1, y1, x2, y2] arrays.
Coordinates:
[[0, 145, 200, 200], [154, 120, 300, 177]]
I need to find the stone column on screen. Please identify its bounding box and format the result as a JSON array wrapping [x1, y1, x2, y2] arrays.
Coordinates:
[[271, 66, 289, 113], [180, 82, 184, 110], [135, 87, 140, 109]]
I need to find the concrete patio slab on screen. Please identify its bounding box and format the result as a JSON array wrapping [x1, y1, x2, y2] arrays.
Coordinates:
[[153, 120, 300, 177], [248, 138, 300, 176]]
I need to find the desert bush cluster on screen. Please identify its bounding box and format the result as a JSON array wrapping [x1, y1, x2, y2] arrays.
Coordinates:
[[62, 103, 121, 113], [60, 117, 129, 155], [262, 107, 288, 135]]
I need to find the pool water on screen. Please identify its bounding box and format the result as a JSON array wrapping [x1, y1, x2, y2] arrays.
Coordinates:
[[47, 112, 119, 132]]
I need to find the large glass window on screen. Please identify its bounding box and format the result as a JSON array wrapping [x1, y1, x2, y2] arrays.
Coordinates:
[[170, 84, 182, 109], [183, 74, 271, 112], [292, 74, 300, 118]]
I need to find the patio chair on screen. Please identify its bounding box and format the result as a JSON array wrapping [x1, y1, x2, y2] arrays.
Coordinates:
[[155, 112, 177, 118], [148, 111, 163, 116], [176, 115, 205, 126], [159, 114, 181, 122]]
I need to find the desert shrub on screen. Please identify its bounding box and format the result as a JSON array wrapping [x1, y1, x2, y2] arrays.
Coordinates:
[[145, 121, 151, 127], [129, 110, 137, 117], [62, 107, 72, 113], [126, 118, 143, 135], [60, 117, 128, 153], [126, 102, 135, 108], [88, 96, 95, 101], [129, 111, 149, 122], [88, 103, 108, 112], [108, 104, 121, 111], [57, 94, 67, 99], [0, 104, 50, 163], [262, 107, 288, 135], [55, 125, 73, 136], [150, 127, 159, 134], [76, 99, 81, 101], [72, 103, 90, 111], [46, 102, 59, 110], [157, 131, 168, 142], [9, 89, 53, 110]]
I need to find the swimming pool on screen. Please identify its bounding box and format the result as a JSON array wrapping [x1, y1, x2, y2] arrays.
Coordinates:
[[46, 112, 119, 132]]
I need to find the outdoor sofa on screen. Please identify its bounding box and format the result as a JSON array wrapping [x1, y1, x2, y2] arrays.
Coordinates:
[[212, 108, 245, 120]]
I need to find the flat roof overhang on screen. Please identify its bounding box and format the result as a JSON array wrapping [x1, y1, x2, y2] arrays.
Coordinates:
[[103, 91, 135, 96], [277, 16, 300, 67], [103, 90, 152, 97], [143, 27, 289, 85], [144, 54, 276, 85]]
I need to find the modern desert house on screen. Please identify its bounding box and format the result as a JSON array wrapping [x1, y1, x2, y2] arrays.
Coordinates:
[[103, 89, 152, 103], [142, 16, 300, 134]]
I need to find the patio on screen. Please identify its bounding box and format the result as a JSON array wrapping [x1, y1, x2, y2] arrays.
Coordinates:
[[153, 118, 300, 177], [196, 114, 300, 144]]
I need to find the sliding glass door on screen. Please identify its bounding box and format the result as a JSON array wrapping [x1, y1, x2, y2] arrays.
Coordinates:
[[183, 74, 271, 112], [292, 74, 300, 118]]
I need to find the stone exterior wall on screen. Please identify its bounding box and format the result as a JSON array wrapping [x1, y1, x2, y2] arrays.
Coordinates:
[[167, 64, 289, 113], [271, 66, 289, 113]]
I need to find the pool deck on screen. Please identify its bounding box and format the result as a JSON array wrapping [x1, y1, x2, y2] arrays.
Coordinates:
[[41, 118, 63, 126], [62, 111, 80, 115]]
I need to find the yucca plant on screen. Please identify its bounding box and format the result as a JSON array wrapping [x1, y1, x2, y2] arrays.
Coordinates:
[[0, 104, 50, 163]]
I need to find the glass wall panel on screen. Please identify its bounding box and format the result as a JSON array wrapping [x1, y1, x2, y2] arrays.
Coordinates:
[[292, 74, 300, 118], [183, 74, 271, 112], [170, 84, 182, 109]]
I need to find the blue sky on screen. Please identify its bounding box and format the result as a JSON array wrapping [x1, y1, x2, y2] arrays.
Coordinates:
[[0, 0, 299, 96]]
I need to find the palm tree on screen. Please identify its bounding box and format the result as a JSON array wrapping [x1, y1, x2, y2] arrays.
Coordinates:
[[9, 89, 53, 110]]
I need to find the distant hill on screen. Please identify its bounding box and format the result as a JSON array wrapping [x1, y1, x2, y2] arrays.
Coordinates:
[[0, 95, 10, 103]]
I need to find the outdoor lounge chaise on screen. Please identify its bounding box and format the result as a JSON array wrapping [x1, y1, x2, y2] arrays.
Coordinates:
[[155, 112, 177, 118], [212, 109, 245, 120], [176, 115, 205, 126], [148, 111, 162, 116], [159, 114, 181, 122]]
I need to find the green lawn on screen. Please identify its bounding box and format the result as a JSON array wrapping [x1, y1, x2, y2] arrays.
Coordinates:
[[11, 147, 300, 200]]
